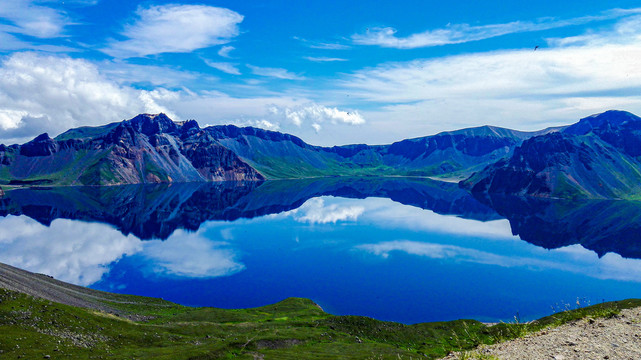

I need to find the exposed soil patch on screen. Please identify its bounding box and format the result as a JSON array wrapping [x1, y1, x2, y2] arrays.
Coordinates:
[[442, 307, 641, 360]]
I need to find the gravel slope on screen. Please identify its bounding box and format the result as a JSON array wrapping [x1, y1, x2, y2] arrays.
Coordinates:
[[442, 308, 641, 360], [0, 262, 149, 316]]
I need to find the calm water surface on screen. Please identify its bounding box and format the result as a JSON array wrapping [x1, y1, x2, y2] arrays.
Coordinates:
[[1, 178, 640, 323]]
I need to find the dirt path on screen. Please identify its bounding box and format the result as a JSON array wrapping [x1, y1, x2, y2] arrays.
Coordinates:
[[442, 307, 641, 360]]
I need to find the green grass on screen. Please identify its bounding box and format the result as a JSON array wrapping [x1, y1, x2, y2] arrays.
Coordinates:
[[55, 123, 120, 142], [248, 155, 438, 180], [143, 153, 170, 182], [1, 287, 638, 359]]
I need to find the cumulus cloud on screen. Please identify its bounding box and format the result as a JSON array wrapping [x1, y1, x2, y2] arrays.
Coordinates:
[[352, 8, 641, 49], [204, 60, 241, 75], [247, 65, 305, 80], [0, 52, 174, 144], [0, 52, 363, 146], [270, 103, 365, 132], [104, 4, 243, 58], [0, 216, 141, 286], [140, 229, 245, 278]]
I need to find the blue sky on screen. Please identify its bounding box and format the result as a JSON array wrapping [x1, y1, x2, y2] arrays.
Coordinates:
[[1, 0, 641, 145]]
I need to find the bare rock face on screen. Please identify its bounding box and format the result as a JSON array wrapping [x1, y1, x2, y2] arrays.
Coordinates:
[[181, 133, 262, 181]]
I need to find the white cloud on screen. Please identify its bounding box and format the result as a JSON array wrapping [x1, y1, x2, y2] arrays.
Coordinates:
[[0, 31, 33, 51], [99, 60, 200, 87], [0, 216, 141, 286], [104, 4, 243, 58], [247, 64, 305, 80], [0, 52, 173, 144], [285, 198, 365, 224], [218, 45, 235, 58], [304, 56, 347, 62], [294, 37, 351, 50], [141, 229, 244, 278], [271, 103, 365, 128], [0, 53, 359, 146], [309, 42, 351, 50], [338, 40, 641, 136], [0, 0, 69, 39], [352, 9, 641, 49], [204, 60, 241, 75], [547, 14, 641, 47]]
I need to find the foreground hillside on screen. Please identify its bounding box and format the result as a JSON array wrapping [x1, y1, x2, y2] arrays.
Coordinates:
[[1, 262, 640, 359]]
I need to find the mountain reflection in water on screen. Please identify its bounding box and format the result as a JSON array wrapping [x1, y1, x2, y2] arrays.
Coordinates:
[[1, 177, 641, 323]]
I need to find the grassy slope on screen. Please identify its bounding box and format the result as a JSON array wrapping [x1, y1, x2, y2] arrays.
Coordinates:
[[1, 267, 639, 359]]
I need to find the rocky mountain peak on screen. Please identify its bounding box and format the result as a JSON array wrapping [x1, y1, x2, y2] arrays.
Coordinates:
[[32, 133, 52, 142], [19, 132, 57, 157], [127, 113, 179, 136], [564, 110, 641, 136]]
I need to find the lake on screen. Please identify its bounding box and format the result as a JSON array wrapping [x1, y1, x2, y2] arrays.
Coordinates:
[[1, 177, 641, 324]]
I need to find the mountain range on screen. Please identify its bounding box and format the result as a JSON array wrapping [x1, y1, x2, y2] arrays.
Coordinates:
[[1, 110, 641, 199]]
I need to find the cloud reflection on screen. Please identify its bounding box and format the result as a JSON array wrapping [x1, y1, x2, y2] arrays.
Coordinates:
[[0, 216, 141, 285], [0, 216, 245, 285], [282, 197, 365, 224], [358, 240, 641, 282], [361, 198, 515, 239], [140, 229, 245, 278]]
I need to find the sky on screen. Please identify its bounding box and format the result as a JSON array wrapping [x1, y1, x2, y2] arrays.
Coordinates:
[[1, 0, 641, 146]]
